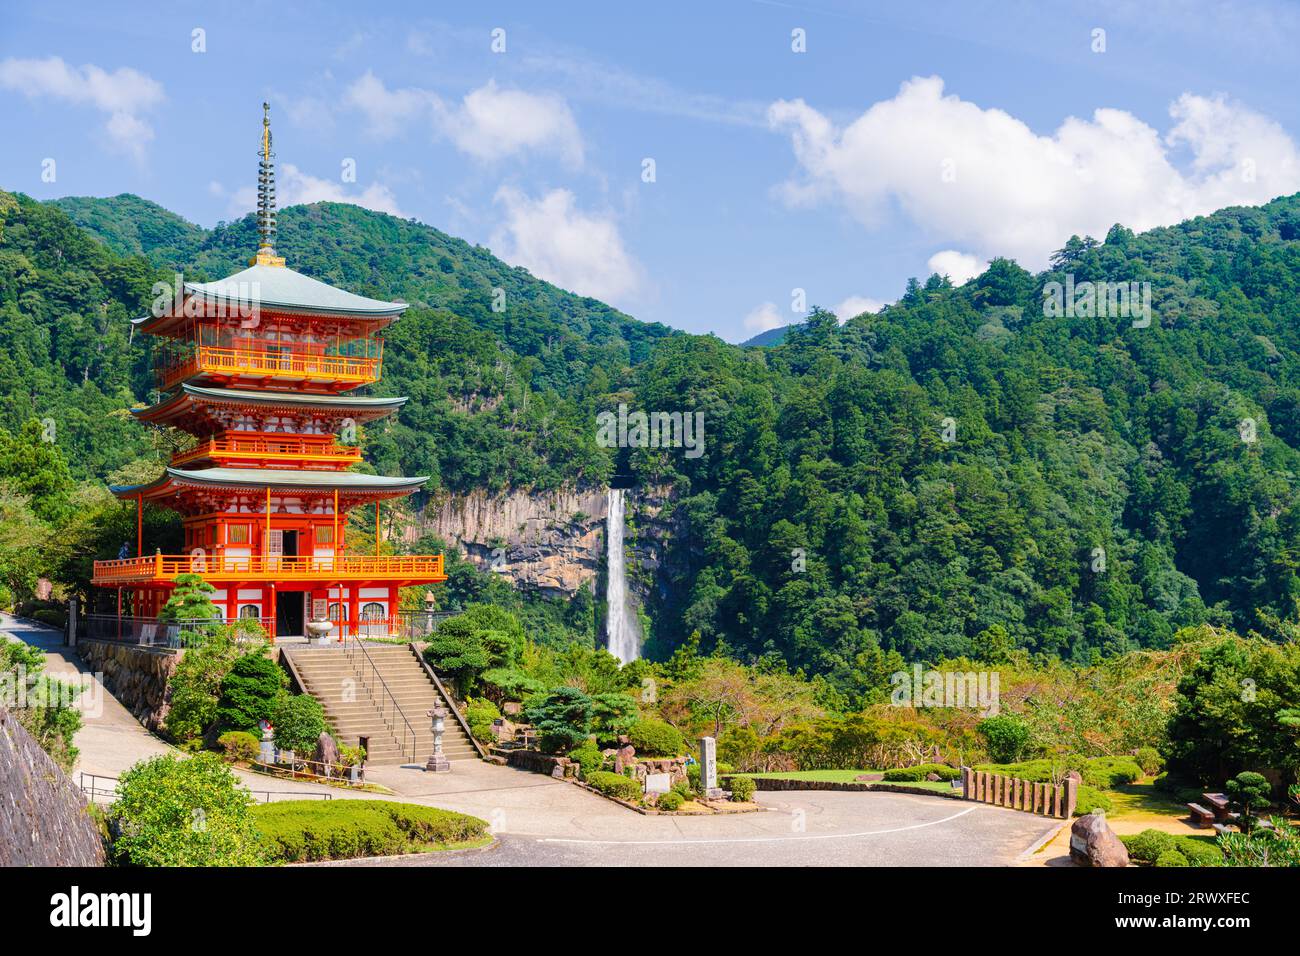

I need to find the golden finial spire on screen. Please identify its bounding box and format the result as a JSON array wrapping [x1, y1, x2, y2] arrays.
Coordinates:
[[251, 101, 286, 267]]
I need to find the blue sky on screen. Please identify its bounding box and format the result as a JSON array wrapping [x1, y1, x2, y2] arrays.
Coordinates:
[[3, 0, 1300, 341]]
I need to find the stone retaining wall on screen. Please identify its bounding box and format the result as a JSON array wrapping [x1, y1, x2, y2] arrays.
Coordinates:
[[78, 639, 181, 733], [0, 707, 105, 866], [721, 775, 963, 800]]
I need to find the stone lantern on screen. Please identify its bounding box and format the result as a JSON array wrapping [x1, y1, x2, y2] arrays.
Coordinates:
[[425, 706, 451, 773]]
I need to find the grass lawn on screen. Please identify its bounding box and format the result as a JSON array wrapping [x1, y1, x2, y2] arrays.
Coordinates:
[[1106, 779, 1198, 819]]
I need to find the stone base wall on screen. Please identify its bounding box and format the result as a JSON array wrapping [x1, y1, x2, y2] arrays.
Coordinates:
[[78, 640, 181, 734], [722, 775, 963, 800], [0, 707, 106, 866], [506, 750, 577, 778]]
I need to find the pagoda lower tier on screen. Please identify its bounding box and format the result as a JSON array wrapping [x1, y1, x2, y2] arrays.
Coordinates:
[[91, 466, 445, 641]]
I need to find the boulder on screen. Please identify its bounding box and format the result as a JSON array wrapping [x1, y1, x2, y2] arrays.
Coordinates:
[[1069, 811, 1129, 867], [314, 732, 339, 774]]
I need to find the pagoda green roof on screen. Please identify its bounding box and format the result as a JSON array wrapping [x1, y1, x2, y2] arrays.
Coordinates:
[[132, 383, 408, 412], [111, 467, 428, 496], [134, 264, 408, 324]]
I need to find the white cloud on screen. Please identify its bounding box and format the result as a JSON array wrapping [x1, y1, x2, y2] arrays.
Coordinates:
[[344, 72, 431, 139], [491, 186, 641, 303], [831, 295, 885, 320], [0, 56, 163, 162], [229, 163, 407, 219], [768, 76, 1300, 268], [926, 251, 983, 286], [743, 302, 787, 335], [345, 73, 583, 166]]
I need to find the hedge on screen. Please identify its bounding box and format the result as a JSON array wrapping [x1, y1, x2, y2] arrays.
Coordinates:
[[882, 763, 960, 782], [972, 756, 1142, 789], [251, 800, 489, 863], [1121, 829, 1223, 867], [584, 770, 643, 802]]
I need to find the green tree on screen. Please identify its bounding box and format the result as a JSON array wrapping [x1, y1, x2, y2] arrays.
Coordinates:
[[1225, 771, 1272, 833], [215, 653, 288, 734], [270, 694, 328, 753], [977, 714, 1032, 763], [525, 686, 594, 754]]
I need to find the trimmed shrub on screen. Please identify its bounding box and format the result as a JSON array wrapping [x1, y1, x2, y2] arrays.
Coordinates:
[[627, 718, 685, 757], [1123, 829, 1177, 863], [270, 694, 327, 754], [217, 730, 259, 764], [1135, 747, 1164, 776], [1074, 786, 1112, 815], [215, 653, 287, 734], [977, 714, 1032, 763], [251, 800, 488, 862], [584, 770, 643, 802], [109, 753, 265, 866], [1154, 849, 1188, 867], [729, 776, 757, 802], [525, 686, 594, 754], [687, 763, 701, 792], [465, 697, 501, 744], [883, 763, 960, 782], [656, 790, 684, 812], [1177, 837, 1223, 867], [567, 743, 606, 778]]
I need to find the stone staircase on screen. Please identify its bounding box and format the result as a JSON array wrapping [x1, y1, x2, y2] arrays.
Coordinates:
[[282, 644, 479, 766]]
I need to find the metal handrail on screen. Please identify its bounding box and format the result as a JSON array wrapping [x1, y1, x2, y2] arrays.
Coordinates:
[[78, 772, 330, 803], [343, 635, 418, 764]]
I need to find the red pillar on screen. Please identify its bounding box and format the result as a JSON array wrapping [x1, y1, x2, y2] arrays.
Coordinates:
[[267, 584, 277, 643], [348, 585, 359, 640]]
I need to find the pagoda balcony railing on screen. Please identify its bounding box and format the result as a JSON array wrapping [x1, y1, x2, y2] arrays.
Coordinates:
[[156, 345, 381, 391], [170, 436, 363, 468], [92, 553, 445, 585]]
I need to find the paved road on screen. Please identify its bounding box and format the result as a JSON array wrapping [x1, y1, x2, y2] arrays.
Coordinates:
[[5, 615, 1063, 866], [331, 784, 1064, 867]]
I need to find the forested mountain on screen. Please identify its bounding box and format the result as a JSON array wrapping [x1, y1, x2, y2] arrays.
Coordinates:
[[627, 195, 1300, 692], [9, 185, 1300, 696], [15, 192, 674, 492]]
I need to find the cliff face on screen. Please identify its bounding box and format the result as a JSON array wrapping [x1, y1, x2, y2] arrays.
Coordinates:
[[414, 485, 681, 601]]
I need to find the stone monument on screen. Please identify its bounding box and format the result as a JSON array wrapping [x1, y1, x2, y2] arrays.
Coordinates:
[[699, 735, 723, 799]]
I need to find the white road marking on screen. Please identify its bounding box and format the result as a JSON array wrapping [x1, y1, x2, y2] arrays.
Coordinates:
[[538, 804, 982, 846]]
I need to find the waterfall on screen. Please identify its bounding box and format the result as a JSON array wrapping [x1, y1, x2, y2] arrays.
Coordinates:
[[605, 487, 641, 664]]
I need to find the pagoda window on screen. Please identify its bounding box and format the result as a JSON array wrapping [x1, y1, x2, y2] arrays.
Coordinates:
[[238, 605, 260, 620], [360, 602, 385, 622], [328, 603, 347, 622], [228, 525, 250, 544], [315, 526, 334, 544]]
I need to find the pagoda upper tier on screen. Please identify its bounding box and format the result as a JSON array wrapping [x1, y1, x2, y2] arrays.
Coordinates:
[[140, 263, 407, 394]]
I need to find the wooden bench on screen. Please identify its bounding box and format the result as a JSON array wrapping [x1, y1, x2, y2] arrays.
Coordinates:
[[1186, 802, 1215, 827], [1202, 792, 1231, 819]]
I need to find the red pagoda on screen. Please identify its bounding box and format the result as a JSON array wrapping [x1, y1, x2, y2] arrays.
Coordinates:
[[92, 104, 445, 640]]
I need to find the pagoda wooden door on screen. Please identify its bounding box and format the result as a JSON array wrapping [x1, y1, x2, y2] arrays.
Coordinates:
[[267, 529, 283, 569]]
